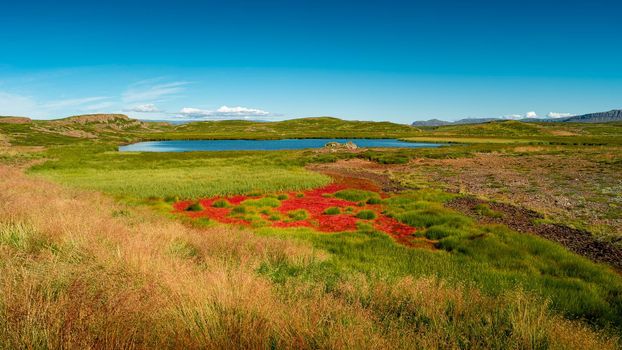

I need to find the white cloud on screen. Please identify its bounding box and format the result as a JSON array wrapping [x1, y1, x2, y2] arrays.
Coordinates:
[[503, 114, 524, 120], [216, 105, 270, 116], [125, 103, 160, 113], [546, 112, 574, 118], [41, 96, 110, 110], [503, 111, 539, 119], [0, 91, 40, 117], [178, 105, 271, 119], [122, 81, 188, 103], [178, 107, 210, 117]]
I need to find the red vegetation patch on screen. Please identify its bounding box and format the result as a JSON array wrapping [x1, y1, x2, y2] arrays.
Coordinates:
[[316, 214, 359, 232], [173, 183, 417, 246]]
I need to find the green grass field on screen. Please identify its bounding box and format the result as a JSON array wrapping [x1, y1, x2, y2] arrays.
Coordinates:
[[27, 143, 333, 199], [1, 115, 622, 348]]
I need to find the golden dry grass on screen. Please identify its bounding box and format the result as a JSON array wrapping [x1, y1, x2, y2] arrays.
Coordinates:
[[0, 166, 618, 349]]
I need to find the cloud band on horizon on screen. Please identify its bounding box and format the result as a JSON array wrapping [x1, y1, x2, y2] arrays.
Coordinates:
[[178, 105, 274, 120]]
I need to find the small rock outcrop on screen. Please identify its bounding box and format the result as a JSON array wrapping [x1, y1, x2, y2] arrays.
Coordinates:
[[0, 116, 32, 124], [324, 141, 358, 152], [56, 114, 135, 124]]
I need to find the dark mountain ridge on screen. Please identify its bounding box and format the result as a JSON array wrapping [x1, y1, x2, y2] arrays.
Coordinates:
[[413, 109, 622, 126]]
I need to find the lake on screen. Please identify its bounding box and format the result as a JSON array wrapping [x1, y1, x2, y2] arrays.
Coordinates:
[[118, 139, 443, 152]]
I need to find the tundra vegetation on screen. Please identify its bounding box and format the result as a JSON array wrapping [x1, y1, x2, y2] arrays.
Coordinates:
[[0, 114, 621, 349]]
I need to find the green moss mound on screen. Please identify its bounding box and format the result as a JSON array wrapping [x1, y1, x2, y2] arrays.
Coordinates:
[[334, 189, 380, 202], [324, 207, 341, 215], [355, 210, 377, 220], [185, 202, 204, 212]]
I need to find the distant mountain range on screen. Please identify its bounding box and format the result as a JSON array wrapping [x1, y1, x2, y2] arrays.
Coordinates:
[[412, 109, 622, 126]]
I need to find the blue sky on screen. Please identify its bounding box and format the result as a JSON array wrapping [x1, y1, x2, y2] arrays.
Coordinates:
[[1, 0, 621, 122]]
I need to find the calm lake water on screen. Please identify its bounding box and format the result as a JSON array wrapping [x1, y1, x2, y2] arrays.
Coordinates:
[[119, 139, 443, 152]]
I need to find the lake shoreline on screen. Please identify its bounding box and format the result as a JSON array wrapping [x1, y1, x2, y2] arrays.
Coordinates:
[[119, 138, 444, 152]]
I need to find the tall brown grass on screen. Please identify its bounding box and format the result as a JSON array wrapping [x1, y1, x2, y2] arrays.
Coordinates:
[[0, 166, 618, 349]]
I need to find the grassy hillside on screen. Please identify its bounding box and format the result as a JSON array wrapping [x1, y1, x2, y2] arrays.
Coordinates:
[[147, 117, 422, 140], [4, 114, 622, 145], [0, 115, 422, 145]]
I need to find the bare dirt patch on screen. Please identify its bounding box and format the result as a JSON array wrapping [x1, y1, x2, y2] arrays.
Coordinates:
[[548, 130, 579, 136], [512, 146, 546, 153], [307, 159, 405, 192], [400, 150, 622, 242]]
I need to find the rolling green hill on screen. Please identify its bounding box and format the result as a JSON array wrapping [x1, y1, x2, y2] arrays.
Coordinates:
[[4, 114, 622, 147], [0, 115, 423, 145], [155, 116, 421, 140]]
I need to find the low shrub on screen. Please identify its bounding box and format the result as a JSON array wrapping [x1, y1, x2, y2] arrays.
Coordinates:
[[287, 209, 309, 221], [277, 194, 288, 200], [212, 199, 230, 208], [231, 206, 247, 214], [356, 210, 377, 220], [164, 195, 179, 203], [335, 189, 379, 202], [185, 202, 204, 211], [324, 207, 341, 215], [396, 208, 471, 229], [366, 197, 382, 205]]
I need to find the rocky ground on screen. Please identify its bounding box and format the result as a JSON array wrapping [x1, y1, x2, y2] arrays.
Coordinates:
[[308, 155, 622, 272], [399, 148, 622, 244]]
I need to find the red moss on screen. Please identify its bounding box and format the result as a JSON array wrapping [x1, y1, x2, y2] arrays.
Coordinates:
[[227, 195, 251, 205], [374, 216, 416, 237], [316, 214, 359, 232], [172, 183, 417, 245]]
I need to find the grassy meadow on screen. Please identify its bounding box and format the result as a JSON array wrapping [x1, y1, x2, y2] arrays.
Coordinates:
[[1, 115, 621, 348]]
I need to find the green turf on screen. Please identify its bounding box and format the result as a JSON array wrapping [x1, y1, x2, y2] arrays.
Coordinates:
[[27, 144, 332, 199], [256, 189, 622, 331]]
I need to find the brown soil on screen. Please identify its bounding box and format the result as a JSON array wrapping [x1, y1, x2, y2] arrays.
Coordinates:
[[405, 152, 622, 241], [548, 130, 578, 136], [447, 196, 622, 271], [53, 113, 133, 124], [307, 159, 405, 192]]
